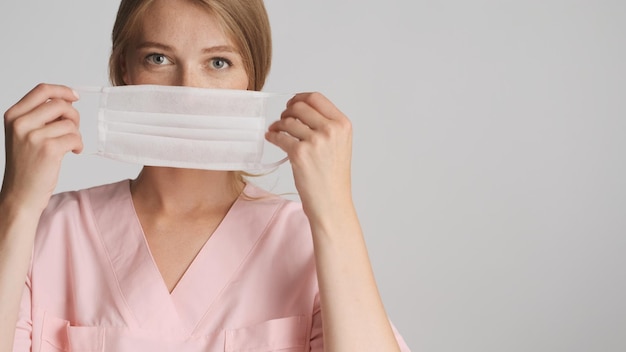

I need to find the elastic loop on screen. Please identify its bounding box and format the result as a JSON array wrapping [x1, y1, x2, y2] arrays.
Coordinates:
[[72, 86, 105, 93], [247, 156, 289, 173]]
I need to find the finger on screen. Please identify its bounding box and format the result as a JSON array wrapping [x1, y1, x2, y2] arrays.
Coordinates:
[[265, 130, 299, 152], [13, 99, 80, 134], [67, 133, 84, 154], [28, 119, 80, 142], [24, 121, 83, 155], [4, 84, 79, 123], [280, 101, 326, 130], [52, 131, 84, 155], [38, 99, 80, 127], [269, 117, 313, 141], [286, 92, 345, 121]]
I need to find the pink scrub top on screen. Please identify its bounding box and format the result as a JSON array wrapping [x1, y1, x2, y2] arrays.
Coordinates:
[[13, 180, 410, 351]]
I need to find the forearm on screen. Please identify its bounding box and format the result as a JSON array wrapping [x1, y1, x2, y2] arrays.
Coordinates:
[[310, 202, 400, 352], [0, 199, 39, 352]]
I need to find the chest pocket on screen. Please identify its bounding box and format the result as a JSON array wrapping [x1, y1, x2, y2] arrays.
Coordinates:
[[40, 313, 104, 352], [39, 313, 308, 352], [224, 315, 308, 352]]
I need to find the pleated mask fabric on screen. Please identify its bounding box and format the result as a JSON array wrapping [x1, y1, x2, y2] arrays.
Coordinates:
[[75, 85, 289, 171]]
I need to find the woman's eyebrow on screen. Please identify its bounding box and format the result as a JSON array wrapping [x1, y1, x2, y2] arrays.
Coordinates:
[[134, 42, 237, 54], [202, 45, 238, 54], [135, 41, 173, 51]]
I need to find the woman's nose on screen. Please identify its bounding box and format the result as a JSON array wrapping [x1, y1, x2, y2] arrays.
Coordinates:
[[177, 66, 203, 88]]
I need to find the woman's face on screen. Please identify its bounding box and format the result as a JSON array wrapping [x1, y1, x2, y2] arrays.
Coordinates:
[[122, 0, 249, 90]]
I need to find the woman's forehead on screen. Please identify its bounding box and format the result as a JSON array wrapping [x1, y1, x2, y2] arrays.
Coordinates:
[[135, 0, 234, 50]]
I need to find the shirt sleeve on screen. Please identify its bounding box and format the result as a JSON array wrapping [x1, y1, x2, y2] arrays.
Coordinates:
[[309, 294, 324, 351], [391, 321, 412, 352], [12, 277, 32, 352]]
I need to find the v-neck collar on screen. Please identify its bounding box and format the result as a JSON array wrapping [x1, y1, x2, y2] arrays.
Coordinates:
[[88, 180, 284, 336]]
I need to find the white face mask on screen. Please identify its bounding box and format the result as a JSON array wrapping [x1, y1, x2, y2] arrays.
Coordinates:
[[75, 85, 289, 171]]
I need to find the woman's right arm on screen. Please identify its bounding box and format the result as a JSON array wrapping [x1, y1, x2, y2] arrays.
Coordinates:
[[0, 84, 82, 352]]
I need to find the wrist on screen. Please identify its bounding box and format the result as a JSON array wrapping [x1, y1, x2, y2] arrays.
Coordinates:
[[307, 201, 361, 241], [0, 191, 47, 222]]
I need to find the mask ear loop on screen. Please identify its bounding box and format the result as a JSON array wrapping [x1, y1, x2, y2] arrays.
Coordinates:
[[72, 86, 105, 93], [244, 156, 290, 174]]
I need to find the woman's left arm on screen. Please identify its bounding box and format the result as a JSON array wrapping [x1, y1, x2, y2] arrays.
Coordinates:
[[266, 92, 401, 352]]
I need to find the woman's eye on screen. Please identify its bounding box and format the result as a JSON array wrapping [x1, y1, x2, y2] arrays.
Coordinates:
[[146, 54, 171, 65], [210, 58, 231, 70]]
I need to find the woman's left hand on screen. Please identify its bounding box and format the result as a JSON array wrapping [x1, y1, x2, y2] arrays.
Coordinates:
[[265, 92, 353, 220], [267, 94, 403, 351]]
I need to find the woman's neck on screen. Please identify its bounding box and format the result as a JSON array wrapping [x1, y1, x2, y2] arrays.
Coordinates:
[[130, 167, 245, 215]]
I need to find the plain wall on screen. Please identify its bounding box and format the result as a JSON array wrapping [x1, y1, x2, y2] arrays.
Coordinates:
[[1, 1, 625, 351]]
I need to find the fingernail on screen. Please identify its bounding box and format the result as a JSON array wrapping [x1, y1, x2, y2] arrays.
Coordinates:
[[72, 89, 80, 100]]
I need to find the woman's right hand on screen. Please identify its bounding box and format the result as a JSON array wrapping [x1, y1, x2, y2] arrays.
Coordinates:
[[1, 84, 83, 214]]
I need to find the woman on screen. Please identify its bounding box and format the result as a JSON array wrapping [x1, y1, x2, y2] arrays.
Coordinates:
[[0, 0, 410, 350]]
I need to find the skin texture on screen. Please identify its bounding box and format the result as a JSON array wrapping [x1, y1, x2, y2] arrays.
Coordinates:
[[0, 0, 401, 350]]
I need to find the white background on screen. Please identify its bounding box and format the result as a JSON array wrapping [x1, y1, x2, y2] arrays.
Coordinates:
[[1, 1, 625, 351]]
